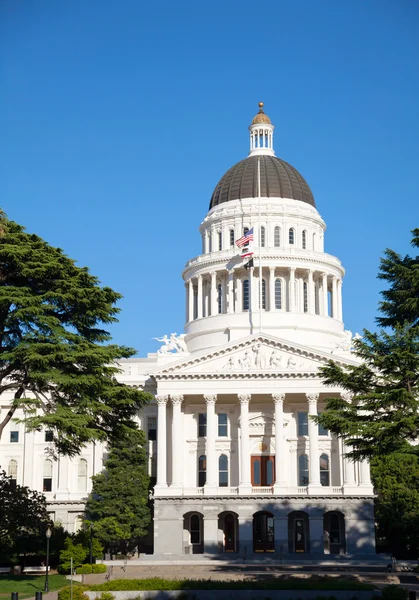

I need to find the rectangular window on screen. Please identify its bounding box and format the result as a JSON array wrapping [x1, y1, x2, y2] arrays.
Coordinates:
[[297, 412, 308, 436], [45, 430, 53, 442], [198, 413, 207, 437], [318, 413, 329, 436], [43, 478, 52, 492], [148, 417, 157, 441], [218, 413, 228, 437], [229, 229, 235, 247], [10, 431, 19, 443]]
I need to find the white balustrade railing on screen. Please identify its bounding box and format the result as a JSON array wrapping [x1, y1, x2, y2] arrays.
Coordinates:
[[172, 485, 345, 497], [252, 486, 274, 494]]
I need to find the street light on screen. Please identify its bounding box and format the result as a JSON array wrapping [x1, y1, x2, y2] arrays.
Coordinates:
[[44, 527, 52, 592]]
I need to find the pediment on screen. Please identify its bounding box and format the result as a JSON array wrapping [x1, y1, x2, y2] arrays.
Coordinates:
[[154, 334, 355, 380]]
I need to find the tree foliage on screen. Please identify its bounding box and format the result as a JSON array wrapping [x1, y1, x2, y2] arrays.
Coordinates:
[[0, 470, 50, 559], [85, 429, 150, 552], [0, 211, 151, 455], [317, 229, 419, 460]]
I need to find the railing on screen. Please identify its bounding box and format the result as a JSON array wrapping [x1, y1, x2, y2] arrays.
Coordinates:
[[252, 487, 274, 494], [165, 486, 346, 497], [297, 487, 309, 494]]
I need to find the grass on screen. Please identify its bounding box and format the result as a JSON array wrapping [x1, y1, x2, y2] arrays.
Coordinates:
[[0, 574, 71, 599], [88, 577, 376, 591]]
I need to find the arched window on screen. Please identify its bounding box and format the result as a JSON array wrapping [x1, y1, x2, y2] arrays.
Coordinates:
[[78, 458, 88, 491], [217, 283, 222, 314], [274, 226, 280, 247], [242, 279, 250, 311], [298, 454, 309, 486], [289, 228, 295, 245], [261, 279, 266, 309], [190, 514, 202, 545], [260, 226, 266, 247], [302, 230, 307, 249], [275, 279, 282, 309], [219, 454, 228, 487], [218, 231, 222, 251], [8, 459, 17, 488], [320, 453, 330, 486], [266, 458, 274, 486], [198, 455, 206, 487], [303, 281, 308, 313], [43, 459, 53, 492], [229, 229, 235, 247]]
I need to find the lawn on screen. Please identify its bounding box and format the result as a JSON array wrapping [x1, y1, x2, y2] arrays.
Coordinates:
[[0, 574, 70, 599]]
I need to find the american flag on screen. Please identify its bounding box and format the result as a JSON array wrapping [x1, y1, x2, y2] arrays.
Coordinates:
[[235, 227, 254, 248]]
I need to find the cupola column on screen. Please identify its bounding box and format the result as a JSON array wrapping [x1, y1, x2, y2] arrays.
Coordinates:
[[269, 267, 275, 311], [322, 273, 328, 317], [197, 275, 203, 319], [337, 278, 343, 321], [332, 277, 338, 319], [204, 394, 217, 493], [227, 271, 234, 313], [307, 270, 315, 314], [289, 268, 296, 312], [210, 271, 217, 316], [188, 279, 194, 322]]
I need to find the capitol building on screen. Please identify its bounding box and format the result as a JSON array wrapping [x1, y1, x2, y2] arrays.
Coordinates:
[[1, 104, 377, 559]]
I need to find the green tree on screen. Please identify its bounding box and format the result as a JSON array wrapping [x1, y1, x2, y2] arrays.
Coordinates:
[[371, 450, 419, 558], [0, 470, 50, 560], [85, 429, 150, 553], [59, 538, 87, 573], [316, 230, 419, 460], [0, 211, 151, 455]]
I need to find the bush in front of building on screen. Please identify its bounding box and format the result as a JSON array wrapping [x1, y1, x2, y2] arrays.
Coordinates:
[[92, 564, 107, 574], [77, 564, 93, 574], [58, 586, 89, 600]]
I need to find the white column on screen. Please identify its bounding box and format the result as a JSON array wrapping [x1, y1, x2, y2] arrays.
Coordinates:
[[220, 275, 226, 314], [210, 271, 217, 316], [289, 267, 295, 312], [322, 272, 328, 316], [273, 393, 287, 490], [227, 271, 234, 313], [204, 394, 217, 492], [55, 455, 70, 500], [307, 393, 321, 488], [269, 267, 275, 311], [360, 459, 372, 487], [250, 267, 256, 313], [155, 395, 168, 490], [171, 395, 183, 488], [188, 279, 194, 322], [343, 444, 356, 486], [337, 278, 343, 321], [307, 270, 314, 314], [332, 276, 338, 318], [239, 393, 251, 492], [197, 275, 203, 319]]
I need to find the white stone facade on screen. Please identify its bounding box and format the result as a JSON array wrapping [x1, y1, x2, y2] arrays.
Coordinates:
[[0, 104, 377, 559]]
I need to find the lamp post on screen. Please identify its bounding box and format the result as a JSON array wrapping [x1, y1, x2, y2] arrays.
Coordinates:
[[44, 526, 52, 592]]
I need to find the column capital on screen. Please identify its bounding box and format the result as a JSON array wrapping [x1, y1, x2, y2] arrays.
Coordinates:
[[238, 393, 251, 405], [272, 393, 285, 405], [155, 395, 169, 406], [204, 394, 217, 406], [306, 393, 319, 406], [197, 273, 202, 281], [341, 391, 353, 403], [210, 270, 216, 277], [171, 395, 184, 406], [289, 266, 296, 274]]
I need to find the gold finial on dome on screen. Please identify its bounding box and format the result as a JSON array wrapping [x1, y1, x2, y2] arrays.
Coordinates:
[[251, 101, 271, 125]]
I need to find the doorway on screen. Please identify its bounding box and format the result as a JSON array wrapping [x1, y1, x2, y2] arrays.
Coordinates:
[[253, 511, 275, 552], [251, 455, 275, 486]]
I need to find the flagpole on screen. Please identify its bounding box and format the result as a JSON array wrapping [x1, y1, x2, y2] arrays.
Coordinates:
[[258, 157, 262, 333]]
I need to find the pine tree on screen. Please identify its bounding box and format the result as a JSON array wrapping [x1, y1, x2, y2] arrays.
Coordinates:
[[85, 429, 150, 553], [316, 229, 419, 460], [0, 211, 151, 455]]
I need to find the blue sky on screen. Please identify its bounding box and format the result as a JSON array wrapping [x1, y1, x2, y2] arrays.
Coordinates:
[[1, 1, 418, 356]]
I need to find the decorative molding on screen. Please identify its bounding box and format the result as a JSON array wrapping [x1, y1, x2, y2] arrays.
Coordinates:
[[171, 395, 184, 406], [155, 395, 169, 406], [306, 393, 319, 406], [204, 394, 217, 406], [238, 393, 251, 405], [273, 393, 285, 405]]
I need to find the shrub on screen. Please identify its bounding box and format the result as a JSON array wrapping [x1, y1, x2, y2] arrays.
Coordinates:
[[58, 586, 89, 600], [98, 593, 115, 600], [77, 564, 93, 574], [92, 564, 107, 574], [381, 586, 408, 600]]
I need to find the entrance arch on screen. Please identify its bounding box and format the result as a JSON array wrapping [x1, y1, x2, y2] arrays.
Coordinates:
[[288, 511, 309, 553], [218, 511, 239, 553], [183, 512, 204, 554], [253, 511, 275, 553], [324, 511, 346, 554]]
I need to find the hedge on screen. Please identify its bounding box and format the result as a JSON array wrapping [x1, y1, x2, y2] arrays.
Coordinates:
[[58, 586, 89, 600], [92, 564, 107, 574], [88, 578, 376, 591]]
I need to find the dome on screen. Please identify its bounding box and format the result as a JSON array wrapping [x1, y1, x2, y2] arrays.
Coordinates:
[[251, 102, 272, 125], [209, 155, 315, 209]]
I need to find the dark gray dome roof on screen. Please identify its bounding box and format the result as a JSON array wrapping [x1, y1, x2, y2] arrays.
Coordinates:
[[209, 155, 315, 210]]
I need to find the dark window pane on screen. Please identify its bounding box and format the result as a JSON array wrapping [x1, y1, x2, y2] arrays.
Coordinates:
[[218, 413, 228, 436], [45, 430, 53, 442], [10, 431, 19, 443], [266, 459, 274, 485], [253, 459, 261, 485], [43, 478, 52, 492], [198, 414, 207, 437], [318, 413, 329, 436], [298, 412, 308, 436]]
